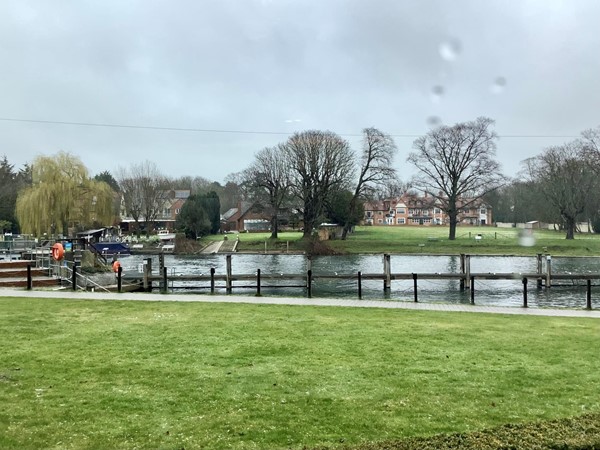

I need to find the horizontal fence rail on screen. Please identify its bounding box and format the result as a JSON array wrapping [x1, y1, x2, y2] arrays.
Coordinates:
[[114, 254, 598, 309]]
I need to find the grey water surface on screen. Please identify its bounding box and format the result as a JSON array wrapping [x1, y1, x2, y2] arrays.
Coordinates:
[[117, 254, 600, 309]]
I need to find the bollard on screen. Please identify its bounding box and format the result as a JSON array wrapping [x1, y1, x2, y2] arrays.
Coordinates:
[[256, 269, 261, 296], [210, 267, 215, 294], [413, 273, 418, 302], [470, 276, 475, 304], [522, 277, 528, 307]]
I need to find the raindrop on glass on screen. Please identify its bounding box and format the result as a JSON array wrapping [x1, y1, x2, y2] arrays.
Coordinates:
[[430, 85, 445, 103], [439, 38, 462, 61], [491, 76, 507, 94], [427, 116, 442, 127]]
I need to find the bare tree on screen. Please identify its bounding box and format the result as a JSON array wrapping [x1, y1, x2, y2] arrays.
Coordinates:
[[341, 127, 397, 239], [580, 125, 600, 169], [408, 117, 504, 240], [243, 145, 291, 238], [284, 130, 355, 238], [116, 161, 170, 235], [525, 143, 597, 239]]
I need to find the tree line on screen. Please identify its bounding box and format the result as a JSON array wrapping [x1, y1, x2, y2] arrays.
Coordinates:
[[4, 120, 600, 241]]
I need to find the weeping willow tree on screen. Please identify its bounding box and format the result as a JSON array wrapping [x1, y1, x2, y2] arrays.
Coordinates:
[[16, 152, 116, 237]]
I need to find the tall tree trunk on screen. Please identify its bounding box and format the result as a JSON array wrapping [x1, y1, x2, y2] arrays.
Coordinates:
[[341, 225, 350, 240], [564, 216, 576, 240], [270, 214, 279, 239], [448, 214, 458, 240]]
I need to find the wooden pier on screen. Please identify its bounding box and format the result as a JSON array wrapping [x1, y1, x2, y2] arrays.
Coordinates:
[[113, 253, 596, 309]]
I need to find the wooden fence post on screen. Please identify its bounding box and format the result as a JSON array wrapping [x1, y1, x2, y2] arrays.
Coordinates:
[[465, 255, 471, 290], [256, 269, 261, 296], [587, 279, 592, 309], [161, 267, 168, 294], [26, 264, 32, 290], [117, 266, 122, 293], [226, 254, 232, 294], [522, 277, 528, 307], [72, 264, 77, 291], [536, 253, 543, 288], [357, 271, 362, 299], [546, 255, 552, 288], [210, 267, 215, 294], [383, 254, 391, 292], [307, 269, 312, 298], [470, 276, 475, 304], [413, 273, 418, 302], [460, 254, 466, 291]]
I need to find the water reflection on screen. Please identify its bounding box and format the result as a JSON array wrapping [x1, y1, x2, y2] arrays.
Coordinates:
[[118, 254, 599, 309]]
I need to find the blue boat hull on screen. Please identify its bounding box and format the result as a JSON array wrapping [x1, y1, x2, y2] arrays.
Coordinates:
[[90, 242, 131, 256]]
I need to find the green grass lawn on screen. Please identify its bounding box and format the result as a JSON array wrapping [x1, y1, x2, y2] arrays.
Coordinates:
[[1, 298, 599, 449], [201, 226, 600, 256]]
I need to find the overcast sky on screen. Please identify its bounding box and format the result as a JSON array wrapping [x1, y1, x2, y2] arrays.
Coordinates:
[[1, 0, 599, 183]]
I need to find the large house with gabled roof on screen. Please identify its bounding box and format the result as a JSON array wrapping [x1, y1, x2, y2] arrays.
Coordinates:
[[363, 193, 492, 227]]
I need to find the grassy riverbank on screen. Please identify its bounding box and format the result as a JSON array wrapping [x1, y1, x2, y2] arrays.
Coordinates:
[[1, 298, 599, 449], [201, 226, 600, 256]]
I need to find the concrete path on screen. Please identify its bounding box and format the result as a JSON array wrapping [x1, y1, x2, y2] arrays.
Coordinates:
[[1, 288, 599, 319]]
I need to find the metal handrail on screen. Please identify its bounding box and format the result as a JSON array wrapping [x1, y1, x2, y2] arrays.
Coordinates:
[[50, 260, 111, 292]]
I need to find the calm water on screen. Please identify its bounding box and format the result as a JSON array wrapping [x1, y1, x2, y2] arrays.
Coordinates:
[[117, 254, 600, 309]]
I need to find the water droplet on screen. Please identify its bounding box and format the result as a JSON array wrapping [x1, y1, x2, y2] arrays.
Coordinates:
[[430, 85, 445, 103], [427, 116, 442, 127], [491, 76, 507, 94], [439, 38, 462, 61]]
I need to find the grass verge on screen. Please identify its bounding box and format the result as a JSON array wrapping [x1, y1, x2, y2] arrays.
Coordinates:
[[1, 298, 599, 449]]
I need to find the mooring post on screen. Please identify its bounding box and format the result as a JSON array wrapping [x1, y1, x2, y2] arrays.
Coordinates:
[[256, 269, 261, 296], [159, 253, 165, 273], [117, 266, 122, 293], [465, 255, 471, 290], [210, 267, 215, 293], [143, 258, 153, 292], [26, 264, 32, 290], [413, 273, 418, 302], [307, 269, 312, 298], [460, 254, 466, 291], [357, 271, 362, 299], [536, 253, 543, 288], [470, 276, 475, 304], [307, 255, 312, 272], [522, 277, 528, 307], [587, 279, 592, 309], [383, 254, 391, 292], [161, 267, 168, 294], [546, 255, 552, 288], [226, 254, 232, 294]]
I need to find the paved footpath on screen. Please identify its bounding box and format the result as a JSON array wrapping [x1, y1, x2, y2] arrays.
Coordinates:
[[1, 288, 600, 319]]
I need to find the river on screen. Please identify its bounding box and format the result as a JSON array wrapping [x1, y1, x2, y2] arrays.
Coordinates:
[[116, 253, 600, 309]]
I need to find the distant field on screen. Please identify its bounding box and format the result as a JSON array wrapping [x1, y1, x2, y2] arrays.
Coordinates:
[[1, 298, 599, 449], [201, 226, 600, 256]]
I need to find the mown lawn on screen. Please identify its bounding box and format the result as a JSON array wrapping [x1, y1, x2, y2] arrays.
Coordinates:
[[201, 226, 600, 256], [1, 298, 599, 449]]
